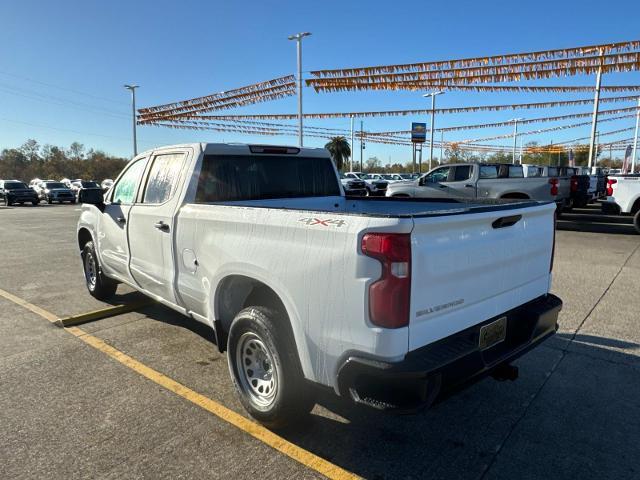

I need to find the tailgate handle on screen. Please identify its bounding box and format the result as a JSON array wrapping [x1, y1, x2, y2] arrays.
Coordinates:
[[492, 215, 522, 229]]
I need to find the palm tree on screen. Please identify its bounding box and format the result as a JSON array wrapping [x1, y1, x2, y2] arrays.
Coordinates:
[[325, 136, 351, 171]]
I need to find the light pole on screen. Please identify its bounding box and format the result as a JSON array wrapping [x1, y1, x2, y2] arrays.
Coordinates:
[[288, 32, 311, 147], [350, 115, 355, 171], [423, 91, 444, 171], [124, 84, 139, 157], [587, 48, 604, 169], [632, 97, 640, 174], [509, 118, 524, 164]]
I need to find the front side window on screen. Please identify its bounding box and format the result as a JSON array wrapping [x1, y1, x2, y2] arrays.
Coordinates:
[[195, 154, 340, 203], [143, 153, 186, 204], [424, 166, 450, 183], [111, 158, 147, 204]]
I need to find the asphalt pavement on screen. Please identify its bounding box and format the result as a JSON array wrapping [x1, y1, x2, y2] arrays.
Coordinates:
[[0, 203, 638, 480]]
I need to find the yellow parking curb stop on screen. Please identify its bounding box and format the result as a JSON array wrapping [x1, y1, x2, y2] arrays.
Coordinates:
[[54, 299, 155, 328]]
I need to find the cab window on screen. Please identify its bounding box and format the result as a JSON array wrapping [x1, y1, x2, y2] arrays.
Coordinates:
[[453, 165, 472, 181], [142, 153, 186, 204], [424, 166, 450, 183], [111, 158, 147, 204]]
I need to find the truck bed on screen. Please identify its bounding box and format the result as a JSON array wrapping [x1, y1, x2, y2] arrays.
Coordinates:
[[205, 195, 542, 218]]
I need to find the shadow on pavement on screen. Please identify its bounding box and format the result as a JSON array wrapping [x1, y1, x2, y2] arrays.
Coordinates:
[[557, 205, 636, 235], [133, 304, 640, 480]]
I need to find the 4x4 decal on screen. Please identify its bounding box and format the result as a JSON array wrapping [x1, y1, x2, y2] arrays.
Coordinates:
[[298, 217, 346, 228]]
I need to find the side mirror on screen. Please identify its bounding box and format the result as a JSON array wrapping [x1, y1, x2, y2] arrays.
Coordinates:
[[79, 189, 105, 211]]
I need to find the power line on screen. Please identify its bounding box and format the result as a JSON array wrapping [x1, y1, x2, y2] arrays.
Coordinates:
[[0, 69, 129, 106]]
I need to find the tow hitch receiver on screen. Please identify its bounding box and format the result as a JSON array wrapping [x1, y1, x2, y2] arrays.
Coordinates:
[[491, 363, 519, 381]]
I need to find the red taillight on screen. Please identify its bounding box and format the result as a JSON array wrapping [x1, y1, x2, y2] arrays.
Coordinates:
[[570, 176, 578, 192], [606, 178, 617, 196], [549, 178, 559, 196], [361, 233, 411, 329]]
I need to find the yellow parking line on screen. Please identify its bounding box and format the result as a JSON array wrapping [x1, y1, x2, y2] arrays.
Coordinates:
[[0, 288, 360, 480]]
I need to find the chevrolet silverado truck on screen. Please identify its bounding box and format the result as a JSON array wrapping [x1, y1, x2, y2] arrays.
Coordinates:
[[600, 174, 640, 233], [77, 143, 562, 428], [386, 163, 560, 204]]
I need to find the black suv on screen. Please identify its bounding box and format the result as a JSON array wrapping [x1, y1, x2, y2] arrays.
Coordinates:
[[0, 180, 39, 206]]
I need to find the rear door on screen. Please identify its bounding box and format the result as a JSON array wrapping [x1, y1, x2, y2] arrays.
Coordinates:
[[408, 203, 555, 350], [127, 149, 189, 305], [440, 165, 476, 197]]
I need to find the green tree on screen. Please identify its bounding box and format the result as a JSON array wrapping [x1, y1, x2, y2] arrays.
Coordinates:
[[324, 136, 351, 171]]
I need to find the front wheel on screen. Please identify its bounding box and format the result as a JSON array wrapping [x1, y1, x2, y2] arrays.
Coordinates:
[[81, 241, 117, 300], [634, 210, 640, 235], [47, 196, 52, 204], [4, 196, 12, 206], [227, 307, 315, 429]]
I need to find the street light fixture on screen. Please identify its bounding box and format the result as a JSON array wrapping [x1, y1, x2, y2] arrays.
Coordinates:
[[288, 32, 311, 147], [124, 84, 139, 157], [508, 118, 524, 164], [423, 91, 444, 171]]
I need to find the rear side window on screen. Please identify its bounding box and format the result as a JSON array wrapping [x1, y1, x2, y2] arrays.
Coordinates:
[[548, 167, 559, 177], [480, 165, 498, 178], [195, 155, 340, 203], [143, 153, 186, 204], [508, 165, 524, 178], [453, 166, 472, 181], [526, 166, 542, 177]]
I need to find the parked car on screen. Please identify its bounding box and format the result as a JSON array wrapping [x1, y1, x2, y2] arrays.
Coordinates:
[[386, 163, 559, 205], [77, 143, 562, 428], [339, 173, 367, 196], [0, 180, 39, 206], [101, 179, 114, 192], [344, 172, 388, 196], [600, 174, 640, 233], [71, 180, 101, 200], [38, 181, 76, 204]]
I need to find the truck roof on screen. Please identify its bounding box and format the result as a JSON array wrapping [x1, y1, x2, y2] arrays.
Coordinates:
[[136, 143, 329, 159]]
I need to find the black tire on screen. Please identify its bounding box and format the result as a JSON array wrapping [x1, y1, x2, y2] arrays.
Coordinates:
[[633, 210, 640, 235], [47, 196, 52, 204], [5, 196, 12, 206], [81, 240, 117, 300], [227, 307, 315, 429], [32, 200, 39, 206]]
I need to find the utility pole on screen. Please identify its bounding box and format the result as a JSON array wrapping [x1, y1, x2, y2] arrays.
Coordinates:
[[360, 121, 364, 172], [288, 32, 311, 147], [632, 97, 640, 173], [423, 91, 444, 171], [440, 130, 444, 165], [510, 118, 523, 164], [124, 84, 139, 157], [587, 48, 604, 168], [350, 115, 355, 171]]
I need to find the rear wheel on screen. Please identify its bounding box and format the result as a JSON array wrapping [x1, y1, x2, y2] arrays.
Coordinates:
[[227, 307, 315, 429], [81, 241, 117, 300], [633, 210, 640, 234]]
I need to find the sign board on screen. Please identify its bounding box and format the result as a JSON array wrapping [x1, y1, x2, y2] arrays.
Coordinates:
[[411, 122, 427, 143]]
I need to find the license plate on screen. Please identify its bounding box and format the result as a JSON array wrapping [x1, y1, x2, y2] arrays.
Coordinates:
[[479, 316, 507, 350]]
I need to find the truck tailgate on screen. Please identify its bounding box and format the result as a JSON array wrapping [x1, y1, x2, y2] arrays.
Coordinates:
[[408, 202, 555, 351]]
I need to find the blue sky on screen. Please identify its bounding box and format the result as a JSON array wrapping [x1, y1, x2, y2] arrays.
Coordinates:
[[1, 0, 639, 163]]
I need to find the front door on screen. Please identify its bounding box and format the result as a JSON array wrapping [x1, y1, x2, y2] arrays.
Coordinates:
[[441, 165, 476, 198], [128, 151, 189, 306], [98, 156, 148, 282]]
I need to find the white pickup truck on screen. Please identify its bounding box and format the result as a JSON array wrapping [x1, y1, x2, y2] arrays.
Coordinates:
[[601, 175, 640, 233], [77, 143, 562, 428]]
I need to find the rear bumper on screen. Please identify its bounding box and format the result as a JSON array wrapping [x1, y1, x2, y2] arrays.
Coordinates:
[[337, 293, 562, 412]]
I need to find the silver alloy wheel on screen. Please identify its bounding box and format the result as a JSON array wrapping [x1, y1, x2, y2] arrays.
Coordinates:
[[235, 332, 278, 408], [84, 251, 97, 290]]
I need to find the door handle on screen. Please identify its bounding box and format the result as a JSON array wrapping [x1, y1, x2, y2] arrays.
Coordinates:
[[154, 221, 170, 232], [465, 184, 475, 188], [116, 216, 126, 224]]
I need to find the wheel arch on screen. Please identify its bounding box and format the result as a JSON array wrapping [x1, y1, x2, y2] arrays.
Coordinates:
[[212, 274, 309, 378], [630, 195, 640, 215], [500, 192, 531, 200], [77, 227, 94, 251]]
